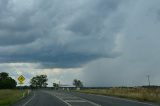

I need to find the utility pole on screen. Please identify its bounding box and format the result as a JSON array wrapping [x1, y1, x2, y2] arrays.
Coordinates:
[[147, 75, 150, 87]]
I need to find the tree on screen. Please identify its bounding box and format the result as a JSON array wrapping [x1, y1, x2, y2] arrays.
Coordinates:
[[0, 72, 9, 80], [43, 82, 48, 88], [73, 79, 83, 88], [0, 72, 17, 89], [53, 83, 59, 90], [30, 75, 48, 88], [30, 77, 39, 88]]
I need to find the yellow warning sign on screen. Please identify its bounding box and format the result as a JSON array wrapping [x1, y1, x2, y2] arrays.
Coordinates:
[[18, 75, 25, 83]]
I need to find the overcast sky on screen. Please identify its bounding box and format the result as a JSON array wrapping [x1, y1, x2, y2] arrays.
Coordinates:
[[0, 0, 160, 87]]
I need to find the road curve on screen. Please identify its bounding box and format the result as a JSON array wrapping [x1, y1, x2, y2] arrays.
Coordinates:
[[12, 90, 159, 106]]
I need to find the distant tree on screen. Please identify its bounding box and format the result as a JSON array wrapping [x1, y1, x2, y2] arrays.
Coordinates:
[[53, 83, 59, 90], [0, 72, 9, 80], [30, 75, 48, 88], [73, 79, 83, 88], [30, 77, 39, 88], [0, 72, 17, 89], [43, 82, 48, 88]]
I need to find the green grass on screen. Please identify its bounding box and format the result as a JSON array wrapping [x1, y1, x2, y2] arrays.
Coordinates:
[[0, 89, 30, 106], [76, 88, 160, 104]]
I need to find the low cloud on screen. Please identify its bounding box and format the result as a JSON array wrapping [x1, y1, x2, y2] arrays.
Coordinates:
[[1, 0, 160, 86]]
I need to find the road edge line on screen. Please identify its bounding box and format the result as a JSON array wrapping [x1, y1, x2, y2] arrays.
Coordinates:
[[22, 91, 35, 106]]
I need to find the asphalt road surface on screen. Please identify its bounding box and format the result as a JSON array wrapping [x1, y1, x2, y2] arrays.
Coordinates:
[[12, 90, 159, 106]]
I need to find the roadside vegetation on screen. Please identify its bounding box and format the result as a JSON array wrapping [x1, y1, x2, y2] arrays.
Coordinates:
[[0, 72, 30, 106], [76, 87, 160, 104], [0, 89, 29, 106]]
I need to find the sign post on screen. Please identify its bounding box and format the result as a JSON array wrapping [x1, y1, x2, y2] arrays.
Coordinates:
[[17, 75, 25, 97]]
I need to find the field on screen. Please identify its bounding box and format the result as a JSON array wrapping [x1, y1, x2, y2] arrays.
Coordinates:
[[77, 87, 160, 104], [0, 89, 29, 106]]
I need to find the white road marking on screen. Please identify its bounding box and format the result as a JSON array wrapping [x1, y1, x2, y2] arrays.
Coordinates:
[[52, 93, 72, 106], [62, 97, 80, 99], [22, 92, 35, 106], [78, 92, 158, 106], [52, 91, 101, 106], [75, 96, 101, 106], [65, 100, 86, 102]]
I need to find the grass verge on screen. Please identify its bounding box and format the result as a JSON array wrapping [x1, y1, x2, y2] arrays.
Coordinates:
[[0, 89, 30, 106], [75, 88, 160, 104]]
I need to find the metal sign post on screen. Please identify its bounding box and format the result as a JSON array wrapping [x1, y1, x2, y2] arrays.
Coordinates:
[[17, 75, 25, 97]]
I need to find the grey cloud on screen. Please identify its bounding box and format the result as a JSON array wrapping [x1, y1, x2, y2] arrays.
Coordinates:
[[1, 0, 160, 87], [67, 0, 120, 36], [0, 0, 124, 68], [81, 0, 160, 87], [0, 34, 38, 46], [0, 1, 41, 46]]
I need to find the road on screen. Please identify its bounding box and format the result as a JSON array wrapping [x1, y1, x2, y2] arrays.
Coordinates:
[[12, 90, 159, 106]]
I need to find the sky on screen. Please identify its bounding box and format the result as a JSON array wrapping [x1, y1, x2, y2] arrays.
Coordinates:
[[0, 0, 160, 87]]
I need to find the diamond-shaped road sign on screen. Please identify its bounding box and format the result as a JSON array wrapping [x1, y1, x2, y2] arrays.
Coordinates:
[[18, 75, 25, 83]]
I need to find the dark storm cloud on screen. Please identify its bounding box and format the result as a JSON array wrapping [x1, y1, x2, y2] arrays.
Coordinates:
[[0, 0, 42, 46], [1, 0, 160, 87], [0, 0, 125, 68], [67, 0, 120, 36], [0, 34, 38, 46]]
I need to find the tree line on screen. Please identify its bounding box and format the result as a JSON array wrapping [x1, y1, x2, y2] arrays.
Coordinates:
[[0, 72, 83, 89], [0, 72, 17, 89], [30, 75, 83, 89]]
